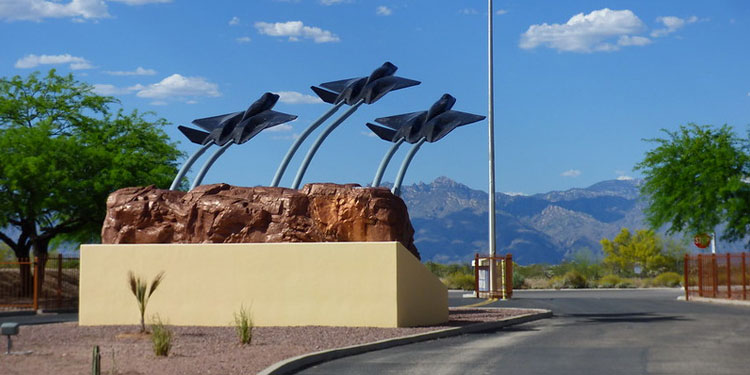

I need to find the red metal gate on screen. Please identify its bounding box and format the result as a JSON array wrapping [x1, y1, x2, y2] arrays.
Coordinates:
[[684, 253, 749, 301]]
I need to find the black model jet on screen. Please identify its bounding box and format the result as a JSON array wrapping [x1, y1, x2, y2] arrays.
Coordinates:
[[366, 94, 485, 143], [310, 62, 421, 105], [178, 92, 297, 146]]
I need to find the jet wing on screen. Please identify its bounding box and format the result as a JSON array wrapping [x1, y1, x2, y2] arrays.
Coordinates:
[[424, 110, 485, 142], [374, 111, 426, 130], [233, 110, 298, 144], [366, 123, 398, 142], [319, 78, 359, 94], [178, 125, 211, 145], [365, 76, 421, 104], [310, 86, 339, 104], [191, 111, 243, 131]]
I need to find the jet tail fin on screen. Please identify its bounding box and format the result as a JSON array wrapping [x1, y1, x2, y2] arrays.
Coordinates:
[[178, 125, 211, 145], [366, 123, 398, 142], [311, 86, 339, 104]]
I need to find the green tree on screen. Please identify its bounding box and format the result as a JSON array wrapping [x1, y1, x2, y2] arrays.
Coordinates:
[[0, 70, 182, 292], [600, 228, 685, 277], [635, 124, 750, 243]]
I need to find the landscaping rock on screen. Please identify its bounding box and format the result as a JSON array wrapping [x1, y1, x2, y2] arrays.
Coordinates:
[[101, 183, 420, 259]]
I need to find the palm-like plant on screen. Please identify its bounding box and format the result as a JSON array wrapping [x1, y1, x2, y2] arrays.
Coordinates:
[[127, 271, 165, 333]]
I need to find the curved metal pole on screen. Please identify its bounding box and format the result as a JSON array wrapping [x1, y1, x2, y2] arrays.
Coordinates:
[[170, 143, 213, 190], [291, 99, 365, 189], [391, 138, 426, 196], [371, 139, 404, 187], [190, 141, 234, 190], [270, 102, 345, 187]]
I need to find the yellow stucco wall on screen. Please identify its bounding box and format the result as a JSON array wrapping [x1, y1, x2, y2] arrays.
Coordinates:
[[79, 242, 447, 327]]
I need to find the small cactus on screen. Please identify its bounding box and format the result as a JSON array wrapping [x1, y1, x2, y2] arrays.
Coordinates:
[[92, 345, 101, 375]]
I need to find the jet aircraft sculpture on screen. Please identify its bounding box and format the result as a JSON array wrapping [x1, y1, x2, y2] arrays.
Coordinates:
[[366, 94, 485, 196], [270, 62, 420, 189], [170, 92, 297, 190]]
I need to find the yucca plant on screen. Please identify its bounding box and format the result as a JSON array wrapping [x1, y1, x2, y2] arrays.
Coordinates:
[[233, 305, 253, 345], [150, 314, 173, 356], [127, 270, 165, 333]]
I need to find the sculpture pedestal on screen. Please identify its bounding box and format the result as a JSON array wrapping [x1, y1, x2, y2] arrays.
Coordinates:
[[79, 242, 447, 328]]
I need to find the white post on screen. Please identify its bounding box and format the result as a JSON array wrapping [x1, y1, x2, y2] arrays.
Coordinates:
[[712, 231, 716, 254], [487, 0, 498, 295]]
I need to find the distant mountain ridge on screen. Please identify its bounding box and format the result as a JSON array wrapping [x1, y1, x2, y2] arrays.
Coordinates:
[[398, 177, 743, 265]]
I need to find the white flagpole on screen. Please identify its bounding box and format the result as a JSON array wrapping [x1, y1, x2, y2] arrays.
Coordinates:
[[487, 0, 498, 295]]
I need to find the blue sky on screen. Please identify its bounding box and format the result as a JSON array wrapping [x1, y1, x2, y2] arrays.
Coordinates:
[[2, 0, 749, 195]]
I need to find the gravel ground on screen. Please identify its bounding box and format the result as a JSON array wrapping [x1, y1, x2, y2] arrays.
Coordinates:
[[1, 308, 537, 375]]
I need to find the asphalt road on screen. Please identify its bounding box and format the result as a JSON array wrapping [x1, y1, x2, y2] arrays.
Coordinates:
[[297, 289, 750, 375]]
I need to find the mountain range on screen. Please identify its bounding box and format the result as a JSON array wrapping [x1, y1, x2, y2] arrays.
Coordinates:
[[397, 176, 744, 265]]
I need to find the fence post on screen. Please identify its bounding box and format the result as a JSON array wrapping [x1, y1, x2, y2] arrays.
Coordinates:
[[742, 253, 747, 301], [712, 255, 718, 298], [32, 257, 39, 311], [697, 254, 703, 297], [726, 253, 732, 299], [684, 254, 689, 301], [57, 253, 63, 307], [506, 253, 513, 299], [475, 253, 480, 297]]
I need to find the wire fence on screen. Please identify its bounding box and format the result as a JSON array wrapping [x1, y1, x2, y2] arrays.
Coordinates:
[[684, 253, 749, 301], [0, 255, 80, 311]]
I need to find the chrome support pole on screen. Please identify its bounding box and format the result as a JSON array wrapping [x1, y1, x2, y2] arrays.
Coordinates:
[[487, 0, 498, 294], [190, 141, 234, 190], [391, 138, 426, 196], [270, 102, 345, 187], [371, 139, 405, 187], [170, 143, 213, 190], [291, 99, 365, 189]]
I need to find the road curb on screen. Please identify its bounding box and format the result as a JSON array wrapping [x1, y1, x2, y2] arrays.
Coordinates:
[[258, 309, 552, 375], [678, 295, 750, 307]]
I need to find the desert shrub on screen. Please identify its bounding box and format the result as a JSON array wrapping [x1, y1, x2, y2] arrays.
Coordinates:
[[234, 305, 253, 345], [128, 271, 165, 333], [616, 279, 634, 288], [548, 276, 565, 289], [653, 272, 682, 287], [443, 272, 475, 290], [512, 272, 526, 289], [598, 274, 621, 288], [524, 277, 550, 289], [150, 315, 172, 356], [563, 271, 588, 289], [425, 262, 472, 278], [515, 263, 549, 279]]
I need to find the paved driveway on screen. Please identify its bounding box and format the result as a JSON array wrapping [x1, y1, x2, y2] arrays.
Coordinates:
[[298, 289, 750, 375]]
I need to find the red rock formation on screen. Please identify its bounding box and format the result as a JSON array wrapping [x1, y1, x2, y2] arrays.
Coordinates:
[[101, 183, 419, 259]]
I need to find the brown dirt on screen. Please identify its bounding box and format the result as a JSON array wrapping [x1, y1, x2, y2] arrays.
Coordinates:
[[1, 307, 537, 375]]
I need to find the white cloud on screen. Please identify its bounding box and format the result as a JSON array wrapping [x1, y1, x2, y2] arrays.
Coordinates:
[[150, 100, 168, 106], [15, 53, 93, 69], [503, 192, 527, 197], [561, 169, 582, 178], [651, 15, 698, 37], [520, 8, 647, 53], [0, 0, 168, 21], [616, 175, 634, 181], [236, 36, 252, 43], [265, 124, 293, 132], [104, 66, 157, 76], [109, 0, 170, 4], [361, 131, 378, 138], [617, 35, 651, 46], [275, 91, 323, 104], [136, 74, 221, 99], [376, 6, 392, 16], [229, 16, 240, 26], [320, 0, 347, 5], [459, 8, 479, 15], [92, 83, 143, 95], [496, 9, 508, 15], [255, 21, 340, 43]]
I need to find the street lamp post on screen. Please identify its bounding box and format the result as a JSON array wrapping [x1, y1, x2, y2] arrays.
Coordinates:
[[487, 0, 498, 296]]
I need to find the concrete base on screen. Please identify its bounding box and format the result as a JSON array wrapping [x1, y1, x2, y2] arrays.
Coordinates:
[[79, 242, 447, 328]]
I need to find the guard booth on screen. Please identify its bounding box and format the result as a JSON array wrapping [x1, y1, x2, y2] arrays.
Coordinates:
[[473, 253, 513, 299]]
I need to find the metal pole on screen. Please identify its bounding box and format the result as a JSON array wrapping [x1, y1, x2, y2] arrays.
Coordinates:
[[684, 253, 689, 301], [474, 253, 480, 298], [292, 99, 365, 189], [170, 143, 213, 190], [742, 253, 747, 300], [727, 253, 732, 299], [487, 0, 498, 295], [372, 139, 405, 187], [271, 102, 345, 187], [391, 138, 426, 196], [698, 254, 704, 297], [190, 141, 234, 190], [711, 231, 716, 254]]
